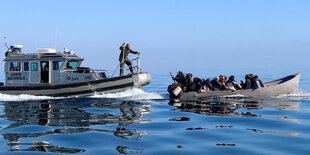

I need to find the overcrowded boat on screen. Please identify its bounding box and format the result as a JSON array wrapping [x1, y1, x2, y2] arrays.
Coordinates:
[[168, 72, 300, 101], [0, 43, 151, 97]]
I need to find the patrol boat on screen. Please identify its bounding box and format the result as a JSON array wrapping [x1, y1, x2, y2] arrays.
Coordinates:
[[0, 44, 151, 97]]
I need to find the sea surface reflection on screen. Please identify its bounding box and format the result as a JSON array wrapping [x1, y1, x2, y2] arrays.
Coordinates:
[[0, 99, 151, 154], [169, 98, 301, 117], [0, 96, 309, 154]]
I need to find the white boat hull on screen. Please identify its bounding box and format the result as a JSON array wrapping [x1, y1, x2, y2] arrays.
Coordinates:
[[0, 72, 151, 97]]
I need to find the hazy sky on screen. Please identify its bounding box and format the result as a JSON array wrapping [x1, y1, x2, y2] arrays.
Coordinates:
[[0, 0, 309, 73]]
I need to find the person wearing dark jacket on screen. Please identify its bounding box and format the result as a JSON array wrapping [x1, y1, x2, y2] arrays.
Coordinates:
[[169, 71, 186, 85], [203, 78, 214, 91], [211, 76, 227, 91], [226, 75, 242, 90], [119, 42, 140, 76], [211, 77, 221, 91], [193, 77, 203, 92], [184, 73, 194, 92], [252, 75, 264, 89], [241, 74, 252, 89]]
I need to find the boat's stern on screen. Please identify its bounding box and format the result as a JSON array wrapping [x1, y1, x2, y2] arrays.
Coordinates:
[[132, 72, 151, 88]]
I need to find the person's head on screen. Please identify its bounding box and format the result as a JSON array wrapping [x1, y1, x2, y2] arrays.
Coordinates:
[[229, 75, 235, 81], [219, 75, 225, 82], [126, 44, 131, 49], [245, 74, 249, 79], [254, 75, 258, 79]]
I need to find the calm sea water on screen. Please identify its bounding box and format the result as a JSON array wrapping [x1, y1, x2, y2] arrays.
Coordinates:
[[0, 68, 310, 154]]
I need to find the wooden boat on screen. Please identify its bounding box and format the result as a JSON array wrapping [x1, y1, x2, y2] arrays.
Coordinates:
[[170, 73, 300, 101], [0, 44, 151, 97]]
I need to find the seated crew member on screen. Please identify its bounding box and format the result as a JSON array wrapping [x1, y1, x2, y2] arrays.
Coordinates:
[[240, 74, 252, 89], [211, 77, 222, 91], [184, 73, 194, 92], [193, 77, 203, 92], [202, 78, 214, 91], [210, 75, 227, 91], [252, 75, 264, 89], [226, 75, 242, 90], [219, 75, 228, 90], [169, 71, 186, 85]]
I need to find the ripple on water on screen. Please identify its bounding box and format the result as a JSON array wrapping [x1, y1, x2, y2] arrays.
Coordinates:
[[0, 84, 310, 154]]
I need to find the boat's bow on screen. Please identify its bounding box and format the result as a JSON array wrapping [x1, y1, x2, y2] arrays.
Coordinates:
[[132, 72, 151, 88], [258, 72, 301, 96]]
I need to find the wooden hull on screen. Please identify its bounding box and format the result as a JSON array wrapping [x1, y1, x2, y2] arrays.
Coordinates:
[[177, 73, 300, 101], [0, 72, 151, 97]]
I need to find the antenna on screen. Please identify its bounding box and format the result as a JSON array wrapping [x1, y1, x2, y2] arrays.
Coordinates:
[[4, 37, 9, 49], [54, 29, 58, 50]]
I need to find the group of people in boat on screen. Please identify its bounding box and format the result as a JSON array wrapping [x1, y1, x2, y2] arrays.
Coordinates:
[[168, 71, 264, 93]]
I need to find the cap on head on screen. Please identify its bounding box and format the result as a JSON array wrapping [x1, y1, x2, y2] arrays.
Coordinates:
[[219, 75, 225, 81]]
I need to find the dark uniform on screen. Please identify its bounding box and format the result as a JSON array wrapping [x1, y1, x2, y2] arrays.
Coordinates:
[[119, 45, 139, 76]]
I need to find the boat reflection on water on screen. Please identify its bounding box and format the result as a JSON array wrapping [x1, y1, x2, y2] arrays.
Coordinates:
[[0, 99, 152, 154], [169, 98, 301, 117], [8, 141, 85, 153]]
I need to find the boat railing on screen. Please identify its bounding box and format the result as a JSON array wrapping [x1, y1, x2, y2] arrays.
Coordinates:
[[89, 69, 109, 79], [111, 56, 142, 77]]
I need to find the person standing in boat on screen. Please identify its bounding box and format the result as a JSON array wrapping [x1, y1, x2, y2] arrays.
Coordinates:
[[119, 42, 140, 76], [42, 64, 49, 83]]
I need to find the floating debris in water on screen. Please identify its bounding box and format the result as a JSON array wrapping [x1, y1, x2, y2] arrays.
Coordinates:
[[216, 143, 236, 146], [186, 127, 206, 130], [169, 117, 191, 121], [246, 128, 263, 133], [216, 125, 233, 128], [176, 145, 184, 149]]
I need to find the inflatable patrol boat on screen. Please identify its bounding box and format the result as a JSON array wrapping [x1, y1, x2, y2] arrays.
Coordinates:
[[0, 44, 151, 97]]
